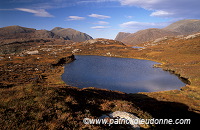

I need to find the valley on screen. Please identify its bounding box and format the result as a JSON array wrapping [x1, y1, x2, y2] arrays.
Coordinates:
[[0, 19, 200, 129]]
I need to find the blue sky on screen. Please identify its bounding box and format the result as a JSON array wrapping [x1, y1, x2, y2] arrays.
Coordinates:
[[0, 0, 200, 39]]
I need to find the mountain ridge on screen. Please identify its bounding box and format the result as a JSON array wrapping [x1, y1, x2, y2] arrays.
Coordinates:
[[115, 19, 200, 45], [0, 25, 93, 42], [51, 27, 93, 42], [0, 25, 92, 54], [115, 32, 131, 41], [119, 28, 179, 45], [163, 19, 200, 35]]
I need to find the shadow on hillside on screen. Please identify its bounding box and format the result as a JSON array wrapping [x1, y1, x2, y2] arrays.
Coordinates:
[[0, 83, 14, 89], [59, 87, 200, 129]]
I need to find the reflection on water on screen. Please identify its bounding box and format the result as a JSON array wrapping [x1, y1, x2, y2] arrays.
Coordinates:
[[62, 55, 185, 93]]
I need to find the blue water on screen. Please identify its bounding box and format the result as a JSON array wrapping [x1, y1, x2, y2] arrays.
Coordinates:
[[132, 46, 145, 49], [62, 55, 185, 93]]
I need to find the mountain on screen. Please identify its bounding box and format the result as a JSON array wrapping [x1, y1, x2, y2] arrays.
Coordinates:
[[0, 25, 61, 40], [32, 30, 61, 39], [163, 19, 200, 35], [0, 25, 93, 54], [0, 25, 36, 39], [115, 19, 200, 45], [0, 26, 93, 42], [51, 27, 93, 42], [115, 32, 131, 41], [118, 28, 178, 45]]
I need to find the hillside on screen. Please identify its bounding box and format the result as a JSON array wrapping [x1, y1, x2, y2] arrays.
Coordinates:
[[164, 19, 200, 35], [0, 25, 63, 40], [115, 19, 200, 45], [0, 26, 93, 42], [0, 35, 199, 129], [119, 28, 178, 45], [0, 25, 36, 39], [0, 26, 93, 54], [115, 32, 131, 41], [51, 27, 93, 42]]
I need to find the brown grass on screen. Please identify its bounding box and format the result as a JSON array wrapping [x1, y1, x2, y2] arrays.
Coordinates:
[[0, 37, 200, 129]]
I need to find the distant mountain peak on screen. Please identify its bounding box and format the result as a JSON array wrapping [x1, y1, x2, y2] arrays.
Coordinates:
[[163, 19, 200, 35], [51, 27, 93, 42], [51, 27, 64, 31], [0, 26, 93, 42], [115, 32, 131, 41], [115, 19, 200, 45]]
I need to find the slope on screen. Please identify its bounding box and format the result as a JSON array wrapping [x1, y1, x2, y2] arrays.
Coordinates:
[[51, 27, 93, 42], [115, 19, 200, 45], [163, 19, 200, 35], [120, 28, 179, 45]]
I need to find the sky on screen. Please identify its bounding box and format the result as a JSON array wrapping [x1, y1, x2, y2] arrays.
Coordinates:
[[0, 0, 200, 39]]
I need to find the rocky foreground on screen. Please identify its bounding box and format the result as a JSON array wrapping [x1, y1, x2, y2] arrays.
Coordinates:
[[0, 37, 200, 129]]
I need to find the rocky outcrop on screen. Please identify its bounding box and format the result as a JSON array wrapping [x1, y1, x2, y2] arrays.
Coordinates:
[[83, 38, 125, 45], [25, 50, 39, 55], [184, 32, 200, 39], [51, 27, 93, 42], [52, 54, 76, 66], [100, 111, 141, 130]]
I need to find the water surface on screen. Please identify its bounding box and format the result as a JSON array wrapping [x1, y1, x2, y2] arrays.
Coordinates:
[[132, 46, 145, 49], [62, 55, 185, 93]]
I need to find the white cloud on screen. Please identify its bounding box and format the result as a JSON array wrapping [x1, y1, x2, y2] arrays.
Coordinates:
[[119, 0, 158, 7], [15, 8, 54, 17], [91, 26, 111, 29], [7, 0, 200, 19], [94, 21, 109, 25], [88, 13, 111, 19], [66, 16, 85, 21], [118, 0, 200, 18], [10, 0, 200, 19], [120, 21, 156, 28], [150, 10, 173, 17]]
